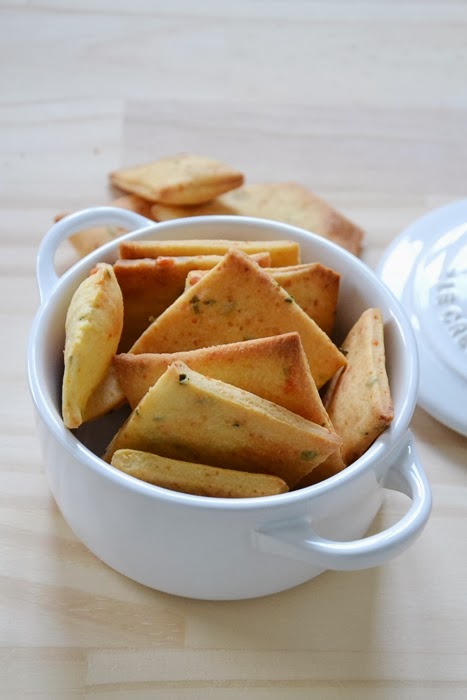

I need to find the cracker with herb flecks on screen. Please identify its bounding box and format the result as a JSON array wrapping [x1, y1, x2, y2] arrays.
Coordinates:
[[118, 238, 300, 267], [114, 332, 322, 417], [62, 263, 123, 429], [131, 249, 346, 389], [323, 308, 394, 465], [110, 154, 244, 205], [186, 261, 340, 336], [111, 449, 289, 498], [103, 362, 341, 488], [151, 182, 364, 255], [114, 333, 346, 483], [114, 252, 271, 351]]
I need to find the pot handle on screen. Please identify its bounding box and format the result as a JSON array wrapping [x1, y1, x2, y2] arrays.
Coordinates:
[[36, 206, 154, 302], [254, 434, 432, 570]]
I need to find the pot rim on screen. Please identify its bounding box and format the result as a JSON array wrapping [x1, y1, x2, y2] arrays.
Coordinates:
[[27, 212, 419, 512]]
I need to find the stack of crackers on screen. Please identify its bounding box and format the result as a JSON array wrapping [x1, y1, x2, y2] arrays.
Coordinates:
[[62, 228, 393, 499], [59, 153, 365, 259]]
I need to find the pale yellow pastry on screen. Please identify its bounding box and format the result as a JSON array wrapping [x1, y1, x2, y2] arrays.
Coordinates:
[[323, 308, 394, 465], [104, 361, 342, 488], [111, 449, 289, 498], [62, 263, 123, 429]]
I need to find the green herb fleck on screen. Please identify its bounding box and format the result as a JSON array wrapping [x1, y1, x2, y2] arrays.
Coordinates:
[[179, 373, 188, 384], [232, 421, 241, 428], [300, 450, 319, 461], [223, 301, 237, 315], [285, 296, 294, 303], [190, 295, 201, 314]]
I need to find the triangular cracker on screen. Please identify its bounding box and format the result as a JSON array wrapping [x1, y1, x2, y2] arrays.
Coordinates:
[[114, 332, 323, 417], [104, 362, 341, 488], [186, 262, 340, 336], [114, 333, 347, 483], [323, 308, 394, 465], [130, 249, 346, 389], [114, 252, 271, 350]]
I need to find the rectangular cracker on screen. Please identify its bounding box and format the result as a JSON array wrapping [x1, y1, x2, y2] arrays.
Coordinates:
[[151, 182, 364, 255], [110, 153, 244, 205], [114, 252, 271, 351], [118, 239, 300, 267], [131, 249, 346, 389], [104, 361, 341, 488], [323, 308, 394, 465], [111, 449, 289, 498]]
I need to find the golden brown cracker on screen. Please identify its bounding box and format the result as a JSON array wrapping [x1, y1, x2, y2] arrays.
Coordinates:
[[110, 154, 244, 205], [111, 449, 289, 498], [323, 308, 394, 465], [131, 249, 346, 389], [186, 262, 340, 336], [118, 239, 300, 266], [114, 332, 323, 419], [152, 183, 364, 255], [104, 361, 341, 488], [114, 252, 271, 351]]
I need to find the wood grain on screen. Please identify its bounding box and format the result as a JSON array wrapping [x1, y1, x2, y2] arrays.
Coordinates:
[[1, 1, 466, 697]]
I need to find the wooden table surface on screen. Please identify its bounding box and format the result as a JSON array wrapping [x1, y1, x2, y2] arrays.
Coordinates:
[[1, 2, 467, 698]]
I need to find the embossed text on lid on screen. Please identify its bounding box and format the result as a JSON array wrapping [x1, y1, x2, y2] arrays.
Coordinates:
[[377, 200, 467, 437]]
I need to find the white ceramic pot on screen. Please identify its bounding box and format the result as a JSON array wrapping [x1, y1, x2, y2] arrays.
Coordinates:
[[27, 208, 432, 600]]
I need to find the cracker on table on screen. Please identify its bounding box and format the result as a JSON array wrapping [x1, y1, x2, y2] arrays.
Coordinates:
[[110, 153, 244, 205], [56, 194, 154, 258], [152, 182, 364, 255]]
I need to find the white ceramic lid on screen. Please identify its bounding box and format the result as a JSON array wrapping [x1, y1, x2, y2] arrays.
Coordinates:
[[377, 199, 467, 437]]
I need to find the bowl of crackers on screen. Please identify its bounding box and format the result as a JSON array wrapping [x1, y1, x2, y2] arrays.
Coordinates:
[[28, 154, 431, 600]]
